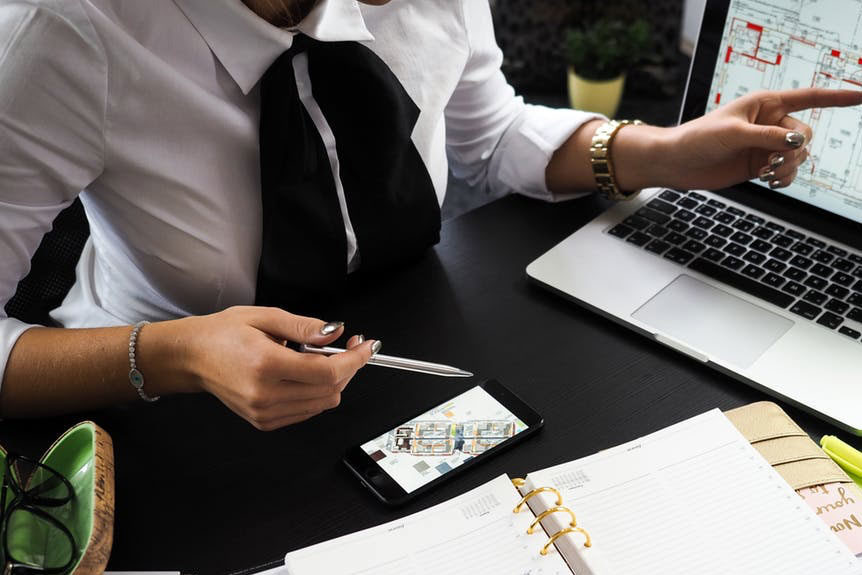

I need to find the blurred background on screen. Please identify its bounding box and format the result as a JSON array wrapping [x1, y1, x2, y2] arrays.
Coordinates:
[[441, 0, 708, 220]]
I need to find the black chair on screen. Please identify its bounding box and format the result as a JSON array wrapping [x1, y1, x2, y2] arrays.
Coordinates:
[[4, 199, 90, 326]]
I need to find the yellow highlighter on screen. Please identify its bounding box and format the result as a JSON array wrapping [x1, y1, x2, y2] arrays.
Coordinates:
[[821, 435, 862, 490]]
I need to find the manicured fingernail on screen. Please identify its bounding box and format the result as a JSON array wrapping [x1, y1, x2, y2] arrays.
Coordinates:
[[769, 179, 782, 189], [768, 153, 785, 168], [356, 334, 365, 344], [371, 340, 383, 355], [319, 321, 344, 336], [785, 131, 805, 149], [758, 167, 776, 181]]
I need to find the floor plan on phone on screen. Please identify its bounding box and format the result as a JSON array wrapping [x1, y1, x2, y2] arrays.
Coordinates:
[[706, 0, 862, 220], [361, 386, 528, 493]]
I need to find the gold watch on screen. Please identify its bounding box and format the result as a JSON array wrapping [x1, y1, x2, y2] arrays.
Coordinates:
[[590, 119, 643, 201]]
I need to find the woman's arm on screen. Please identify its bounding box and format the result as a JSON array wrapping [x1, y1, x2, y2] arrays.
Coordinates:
[[546, 88, 862, 195], [1, 307, 378, 431]]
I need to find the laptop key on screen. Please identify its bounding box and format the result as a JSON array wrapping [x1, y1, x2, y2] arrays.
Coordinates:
[[765, 222, 786, 233], [647, 199, 677, 215], [720, 255, 745, 270], [692, 216, 715, 229], [769, 247, 793, 261], [849, 293, 862, 306], [773, 235, 794, 248], [839, 326, 861, 339], [806, 237, 826, 249], [688, 258, 794, 308], [783, 267, 807, 282], [826, 299, 850, 315], [816, 311, 843, 329], [782, 281, 806, 296], [608, 224, 633, 238], [682, 240, 706, 253], [726, 206, 745, 217], [811, 250, 834, 264], [803, 276, 828, 291], [645, 239, 671, 255], [803, 289, 828, 305], [685, 227, 708, 241], [828, 245, 849, 257], [763, 272, 786, 288], [764, 259, 786, 273], [750, 239, 772, 253], [745, 214, 766, 224], [853, 279, 862, 293], [647, 224, 669, 238], [695, 205, 717, 217], [677, 198, 698, 210], [785, 229, 806, 240], [623, 215, 651, 230], [707, 199, 726, 209], [664, 248, 695, 265], [664, 232, 687, 246], [732, 219, 755, 232], [741, 264, 766, 279], [852, 266, 862, 279], [688, 192, 707, 202], [627, 231, 652, 247], [730, 231, 753, 245], [637, 208, 670, 225], [810, 263, 833, 279], [703, 248, 725, 262], [704, 235, 727, 248], [826, 284, 850, 299], [666, 219, 688, 233], [848, 307, 862, 323], [742, 251, 767, 265], [712, 224, 734, 237], [850, 254, 862, 265], [675, 209, 696, 222], [714, 212, 736, 224], [791, 242, 814, 256], [834, 258, 854, 272], [659, 190, 681, 203], [724, 242, 746, 256], [833, 272, 854, 286], [789, 300, 822, 320], [789, 255, 813, 270], [751, 227, 774, 240]]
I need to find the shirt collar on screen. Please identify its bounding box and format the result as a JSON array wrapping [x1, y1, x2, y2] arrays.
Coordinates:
[[173, 0, 374, 95]]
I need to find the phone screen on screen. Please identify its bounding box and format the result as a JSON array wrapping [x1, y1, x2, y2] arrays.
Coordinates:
[[358, 385, 531, 494]]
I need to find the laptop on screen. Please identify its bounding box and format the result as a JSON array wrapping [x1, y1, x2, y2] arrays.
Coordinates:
[[527, 0, 862, 434]]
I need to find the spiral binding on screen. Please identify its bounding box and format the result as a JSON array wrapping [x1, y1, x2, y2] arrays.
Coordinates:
[[511, 478, 592, 557]]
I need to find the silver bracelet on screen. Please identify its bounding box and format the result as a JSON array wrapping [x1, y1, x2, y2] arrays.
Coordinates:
[[128, 321, 160, 403]]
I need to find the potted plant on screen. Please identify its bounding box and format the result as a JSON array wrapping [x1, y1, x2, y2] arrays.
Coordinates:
[[565, 17, 650, 117]]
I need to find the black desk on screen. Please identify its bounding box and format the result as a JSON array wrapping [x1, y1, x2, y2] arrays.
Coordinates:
[[3, 193, 859, 574]]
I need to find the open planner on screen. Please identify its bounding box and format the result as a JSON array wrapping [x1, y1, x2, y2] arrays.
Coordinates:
[[282, 410, 862, 574]]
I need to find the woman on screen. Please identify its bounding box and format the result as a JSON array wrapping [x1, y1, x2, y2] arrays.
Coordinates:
[[0, 0, 859, 430]]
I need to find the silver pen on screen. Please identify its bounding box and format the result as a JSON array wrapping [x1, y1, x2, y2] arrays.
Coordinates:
[[299, 344, 473, 378]]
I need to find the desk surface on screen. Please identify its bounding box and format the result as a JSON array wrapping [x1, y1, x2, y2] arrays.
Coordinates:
[[2, 193, 858, 574]]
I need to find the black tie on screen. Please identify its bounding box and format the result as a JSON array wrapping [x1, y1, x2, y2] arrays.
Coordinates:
[[255, 36, 441, 313]]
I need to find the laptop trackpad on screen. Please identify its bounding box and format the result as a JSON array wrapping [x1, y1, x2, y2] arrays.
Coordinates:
[[632, 274, 793, 368]]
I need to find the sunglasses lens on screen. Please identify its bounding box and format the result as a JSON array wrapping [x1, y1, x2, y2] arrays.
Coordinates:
[[15, 458, 73, 506], [6, 506, 76, 572]]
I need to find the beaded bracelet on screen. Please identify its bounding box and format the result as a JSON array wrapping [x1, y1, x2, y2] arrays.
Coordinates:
[[128, 321, 160, 403]]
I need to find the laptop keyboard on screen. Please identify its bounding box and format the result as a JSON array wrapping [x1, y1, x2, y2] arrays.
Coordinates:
[[607, 189, 862, 341]]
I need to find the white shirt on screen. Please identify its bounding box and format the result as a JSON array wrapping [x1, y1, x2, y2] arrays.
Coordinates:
[[0, 0, 599, 385]]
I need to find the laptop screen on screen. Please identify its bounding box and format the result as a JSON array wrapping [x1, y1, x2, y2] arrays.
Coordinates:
[[686, 0, 862, 224]]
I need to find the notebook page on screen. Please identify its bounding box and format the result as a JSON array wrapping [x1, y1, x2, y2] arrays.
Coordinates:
[[523, 410, 862, 575], [283, 474, 573, 575]]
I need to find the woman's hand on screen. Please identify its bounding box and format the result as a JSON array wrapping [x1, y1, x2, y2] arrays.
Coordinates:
[[613, 88, 862, 192], [150, 306, 378, 431]]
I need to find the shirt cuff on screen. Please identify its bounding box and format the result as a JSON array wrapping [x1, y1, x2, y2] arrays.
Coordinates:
[[0, 317, 37, 394], [490, 105, 605, 202]]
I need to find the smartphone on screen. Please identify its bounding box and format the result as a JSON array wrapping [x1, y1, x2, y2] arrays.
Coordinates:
[[343, 379, 543, 506]]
